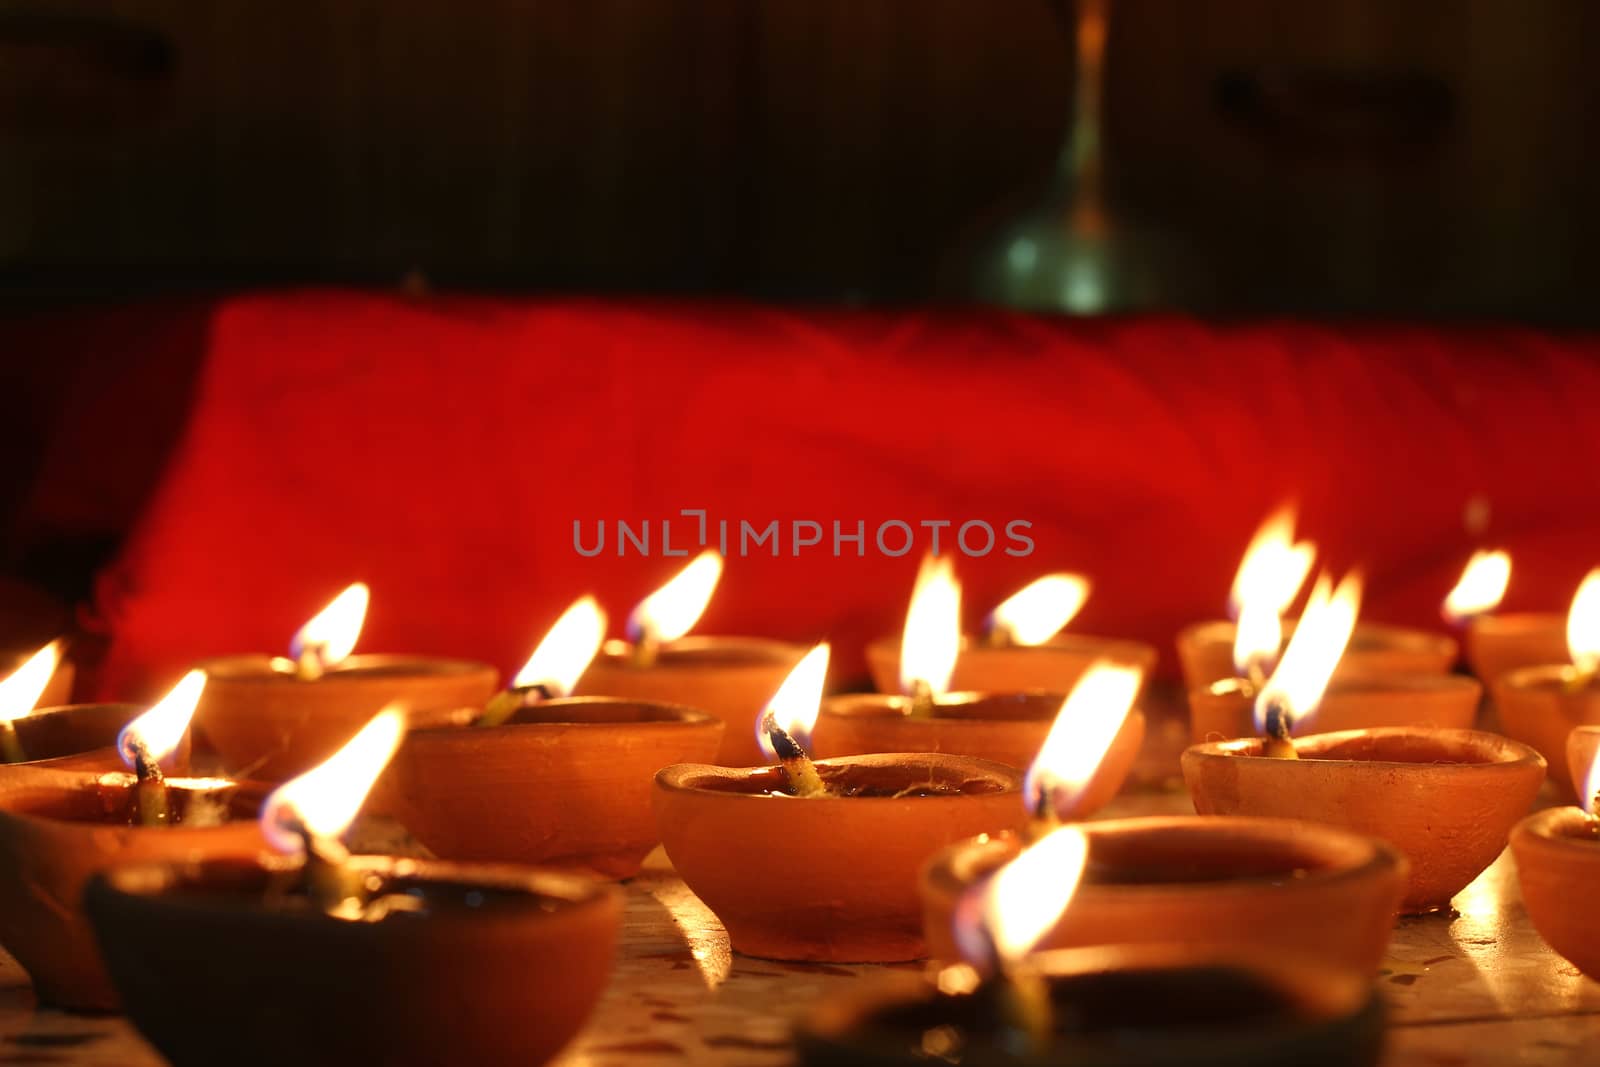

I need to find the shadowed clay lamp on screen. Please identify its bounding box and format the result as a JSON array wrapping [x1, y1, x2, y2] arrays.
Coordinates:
[[1187, 674, 1481, 745], [193, 582, 499, 781], [572, 550, 806, 766], [369, 596, 723, 878], [1511, 748, 1600, 983], [0, 673, 259, 1011], [803, 828, 1384, 1067], [864, 562, 1156, 698], [85, 708, 620, 1067], [1490, 568, 1600, 798], [655, 643, 1025, 962]]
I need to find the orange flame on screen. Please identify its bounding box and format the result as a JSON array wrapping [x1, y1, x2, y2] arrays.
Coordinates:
[[958, 826, 1089, 969], [900, 554, 961, 698], [117, 669, 206, 767], [512, 596, 607, 697], [289, 583, 369, 668], [756, 642, 830, 758], [262, 707, 406, 853], [1253, 571, 1362, 736], [0, 641, 63, 724], [989, 573, 1090, 646], [1024, 663, 1141, 817], [1568, 569, 1600, 674], [1229, 507, 1315, 676], [627, 550, 723, 645], [1443, 549, 1510, 622]]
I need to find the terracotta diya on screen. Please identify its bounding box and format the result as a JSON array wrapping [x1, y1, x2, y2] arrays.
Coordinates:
[[1511, 749, 1600, 983], [572, 550, 806, 766], [1187, 673, 1481, 744], [1179, 619, 1457, 694], [193, 582, 498, 780], [655, 643, 1025, 962], [863, 563, 1156, 698], [803, 828, 1384, 1067], [0, 672, 257, 1010], [86, 709, 620, 1067], [1440, 548, 1561, 684]]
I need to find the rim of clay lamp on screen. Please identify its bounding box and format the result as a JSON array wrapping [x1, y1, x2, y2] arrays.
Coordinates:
[[594, 635, 807, 669], [866, 632, 1158, 662], [421, 696, 720, 734], [1197, 672, 1480, 703], [1179, 619, 1454, 656], [1512, 805, 1600, 860], [1469, 611, 1565, 636], [1496, 662, 1589, 694], [820, 690, 1069, 724], [655, 752, 1022, 802], [5, 703, 144, 763], [197, 652, 497, 681], [1184, 725, 1544, 774]]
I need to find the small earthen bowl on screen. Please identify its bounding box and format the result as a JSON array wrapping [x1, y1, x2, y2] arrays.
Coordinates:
[[919, 816, 1406, 975], [574, 636, 807, 767], [1491, 665, 1600, 799], [1176, 620, 1458, 693], [865, 633, 1158, 701], [810, 691, 1142, 814], [1187, 675, 1481, 744], [1465, 612, 1566, 685], [0, 646, 74, 708], [193, 653, 499, 781], [1568, 726, 1600, 802], [795, 943, 1385, 1067], [0, 772, 266, 1011], [1510, 807, 1600, 982], [0, 703, 191, 781], [1182, 727, 1544, 913], [368, 697, 723, 879], [85, 855, 619, 1067], [654, 753, 1024, 962]]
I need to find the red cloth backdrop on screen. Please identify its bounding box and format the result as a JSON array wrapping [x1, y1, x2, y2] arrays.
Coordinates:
[[92, 290, 1600, 700]]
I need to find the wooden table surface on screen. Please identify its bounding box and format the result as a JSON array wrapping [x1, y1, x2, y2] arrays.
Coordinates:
[[4, 786, 1598, 1067]]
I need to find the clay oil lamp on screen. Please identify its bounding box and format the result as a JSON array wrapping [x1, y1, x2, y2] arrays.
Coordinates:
[[1446, 548, 1567, 685], [865, 559, 1156, 697], [1491, 569, 1600, 797], [573, 549, 806, 766], [802, 827, 1385, 1067], [193, 582, 499, 780], [1184, 573, 1545, 913], [655, 642, 1025, 962], [1511, 747, 1600, 982], [370, 596, 723, 878], [85, 708, 621, 1066], [0, 671, 260, 1011]]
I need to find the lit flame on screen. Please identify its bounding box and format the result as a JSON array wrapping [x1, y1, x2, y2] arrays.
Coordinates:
[[1023, 663, 1141, 816], [1583, 745, 1600, 817], [117, 669, 207, 767], [289, 583, 369, 667], [1567, 569, 1600, 674], [756, 642, 830, 758], [512, 596, 607, 697], [262, 707, 406, 853], [1253, 571, 1362, 736], [627, 550, 723, 645], [958, 826, 1089, 969], [1229, 507, 1315, 675], [989, 573, 1090, 646], [0, 641, 63, 724], [1443, 549, 1510, 622], [899, 554, 962, 698]]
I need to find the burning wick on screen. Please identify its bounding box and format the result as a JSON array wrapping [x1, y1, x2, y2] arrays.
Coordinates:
[[0, 641, 64, 764], [1251, 570, 1361, 761], [756, 642, 831, 798], [1259, 698, 1299, 761], [901, 555, 960, 719], [625, 550, 723, 669], [761, 710, 826, 798], [286, 583, 370, 681], [478, 596, 606, 728], [116, 669, 208, 828], [1021, 663, 1141, 834]]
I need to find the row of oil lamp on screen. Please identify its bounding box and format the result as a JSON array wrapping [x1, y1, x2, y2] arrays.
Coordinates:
[[0, 509, 1596, 1066]]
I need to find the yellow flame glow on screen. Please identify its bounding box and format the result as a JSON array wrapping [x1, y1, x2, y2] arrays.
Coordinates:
[[976, 826, 1089, 967], [899, 555, 962, 698], [1443, 549, 1510, 622], [262, 707, 406, 853], [989, 573, 1090, 646], [756, 642, 830, 758], [1583, 746, 1600, 816], [289, 583, 369, 667], [0, 641, 63, 724], [513, 596, 607, 697], [117, 669, 206, 766], [1232, 601, 1284, 678], [1229, 507, 1315, 675], [628, 550, 723, 645], [1567, 569, 1600, 674], [1253, 571, 1362, 735], [1024, 663, 1141, 816]]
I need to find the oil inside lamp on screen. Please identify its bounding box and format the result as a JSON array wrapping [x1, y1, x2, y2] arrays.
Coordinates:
[[261, 706, 406, 917], [277, 582, 370, 680], [900, 554, 961, 716], [116, 670, 210, 826], [478, 595, 607, 727], [983, 573, 1090, 648], [621, 549, 723, 667], [1442, 549, 1510, 625], [1023, 662, 1142, 825], [756, 642, 831, 797], [0, 640, 64, 764], [1229, 506, 1316, 690], [1253, 571, 1362, 759]]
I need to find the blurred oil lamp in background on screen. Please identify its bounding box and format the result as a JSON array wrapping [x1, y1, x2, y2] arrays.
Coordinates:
[[1447, 549, 1568, 685], [1513, 746, 1600, 983], [0, 641, 64, 763], [801, 826, 1386, 1067], [867, 557, 1156, 700], [655, 641, 1024, 961], [193, 582, 498, 780], [575, 549, 806, 765], [0, 638, 73, 712], [368, 596, 722, 879], [1492, 569, 1600, 796], [84, 706, 621, 1067]]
